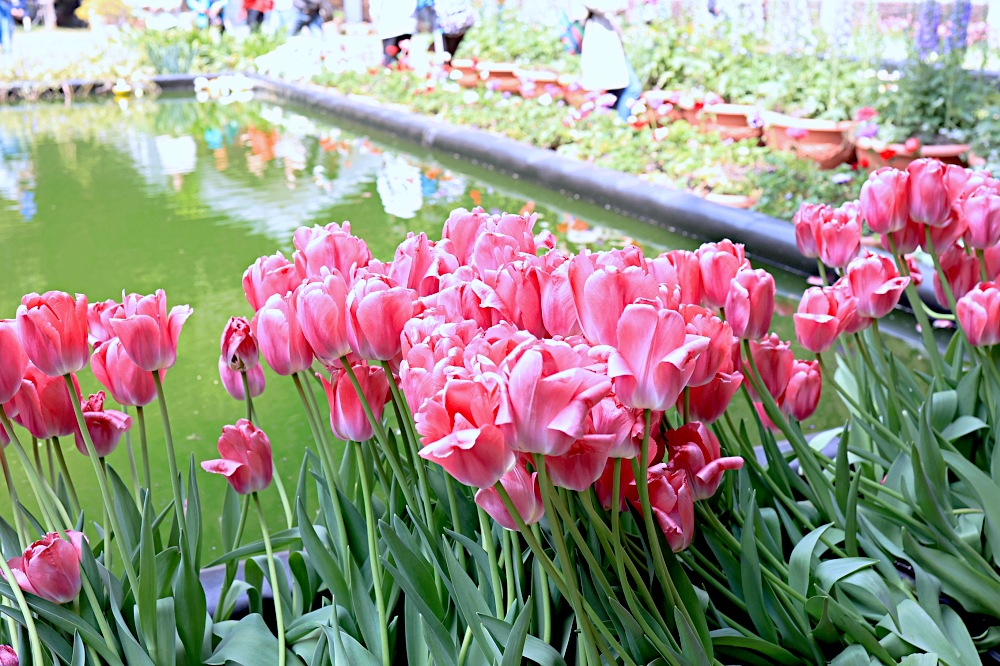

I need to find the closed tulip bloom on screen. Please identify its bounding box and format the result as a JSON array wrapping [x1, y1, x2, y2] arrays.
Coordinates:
[[293, 222, 372, 280], [933, 244, 981, 307], [296, 272, 353, 366], [74, 391, 132, 457], [545, 432, 616, 492], [9, 365, 80, 440], [87, 299, 121, 348], [665, 422, 744, 501], [254, 291, 314, 376], [685, 371, 743, 424], [201, 419, 273, 495], [907, 159, 954, 227], [321, 365, 389, 443], [957, 282, 1000, 346], [860, 167, 910, 234], [794, 286, 858, 353], [568, 256, 658, 346], [16, 291, 89, 377], [608, 304, 709, 411], [590, 396, 645, 459], [780, 360, 822, 421], [0, 320, 27, 404], [697, 240, 749, 308], [220, 316, 259, 371], [986, 245, 1000, 280], [879, 219, 924, 255], [725, 268, 776, 340], [961, 185, 1000, 249], [109, 290, 193, 372], [218, 358, 266, 401], [6, 531, 85, 604], [91, 339, 159, 407], [845, 254, 910, 318], [474, 464, 544, 531], [346, 274, 416, 363], [417, 379, 513, 489], [793, 203, 828, 259], [0, 645, 16, 666], [632, 465, 695, 552], [817, 203, 862, 268], [748, 334, 794, 400], [243, 252, 302, 312], [679, 305, 734, 387]]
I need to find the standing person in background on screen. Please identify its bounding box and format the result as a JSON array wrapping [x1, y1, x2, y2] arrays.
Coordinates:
[[433, 0, 475, 59], [243, 0, 272, 32], [0, 0, 22, 54], [574, 0, 642, 121], [288, 0, 323, 36], [370, 0, 417, 66]]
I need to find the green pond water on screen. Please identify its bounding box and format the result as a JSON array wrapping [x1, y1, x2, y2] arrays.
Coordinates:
[[0, 94, 920, 555]]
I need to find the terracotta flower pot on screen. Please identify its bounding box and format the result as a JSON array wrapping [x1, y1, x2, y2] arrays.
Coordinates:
[[762, 112, 857, 169], [699, 103, 764, 142], [515, 68, 560, 99], [854, 137, 970, 170], [448, 58, 479, 88], [559, 75, 589, 108], [476, 63, 521, 94]]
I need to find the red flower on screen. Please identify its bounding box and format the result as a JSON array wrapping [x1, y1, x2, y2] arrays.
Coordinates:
[[201, 419, 273, 495]]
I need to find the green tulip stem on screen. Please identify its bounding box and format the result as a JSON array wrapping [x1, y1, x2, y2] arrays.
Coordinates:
[[120, 406, 142, 503], [501, 528, 515, 613], [251, 492, 286, 666], [528, 523, 551, 643], [352, 442, 390, 666], [477, 506, 504, 617], [443, 474, 466, 569], [0, 411, 62, 532], [100, 457, 112, 571], [977, 247, 990, 282], [45, 438, 55, 486], [32, 437, 42, 478], [135, 406, 152, 502], [817, 259, 829, 287], [51, 436, 80, 517], [291, 373, 338, 485], [241, 369, 254, 423], [243, 372, 292, 529], [0, 553, 44, 665], [151, 372, 185, 530], [889, 237, 946, 375], [0, 442, 27, 548], [65, 375, 140, 595], [301, 369, 332, 450]]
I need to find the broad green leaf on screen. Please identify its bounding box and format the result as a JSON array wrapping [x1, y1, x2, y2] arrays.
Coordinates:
[[939, 416, 987, 442], [902, 530, 1000, 616], [881, 599, 977, 666], [500, 602, 532, 666], [675, 607, 711, 666], [138, 495, 159, 658], [207, 614, 303, 666], [296, 500, 350, 605], [928, 390, 958, 432], [71, 631, 85, 666], [941, 450, 1000, 565], [0, 604, 75, 664], [106, 589, 154, 666], [710, 632, 800, 665], [441, 537, 500, 661], [156, 597, 177, 666], [829, 644, 871, 666], [174, 545, 207, 666], [404, 594, 430, 666], [480, 615, 567, 666], [815, 558, 877, 594], [349, 557, 383, 663], [899, 655, 939, 666], [845, 471, 862, 557], [220, 485, 242, 551], [789, 524, 832, 599], [324, 625, 380, 666], [740, 497, 777, 643]]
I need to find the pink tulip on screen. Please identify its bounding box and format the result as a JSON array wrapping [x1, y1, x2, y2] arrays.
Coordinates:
[[607, 304, 709, 411], [986, 245, 1000, 280], [254, 291, 314, 377], [957, 281, 1000, 346], [74, 392, 132, 457], [218, 358, 266, 401], [860, 167, 910, 234], [0, 320, 27, 404], [661, 250, 703, 305], [293, 222, 372, 280], [87, 299, 121, 348], [0, 645, 16, 666], [685, 371, 744, 424], [933, 244, 981, 307], [679, 305, 734, 387], [588, 396, 645, 459], [780, 360, 822, 421], [534, 251, 582, 337], [568, 255, 658, 346], [793, 286, 858, 353], [9, 365, 80, 440], [817, 203, 862, 268], [793, 203, 828, 259], [109, 290, 193, 372], [545, 432, 615, 492], [845, 254, 910, 318], [389, 232, 457, 297], [747, 334, 794, 400], [16, 292, 89, 377], [697, 240, 749, 308], [243, 252, 302, 311], [474, 464, 544, 531], [631, 465, 694, 552], [486, 262, 547, 338], [907, 159, 968, 227], [6, 531, 85, 604], [725, 268, 776, 340], [927, 208, 967, 250], [665, 422, 744, 501], [91, 339, 159, 407], [201, 419, 273, 494], [961, 185, 1000, 249], [496, 338, 611, 456], [220, 316, 259, 371], [416, 379, 513, 489], [321, 365, 389, 443], [879, 219, 924, 255], [296, 272, 352, 366], [345, 274, 416, 363], [441, 208, 490, 265]]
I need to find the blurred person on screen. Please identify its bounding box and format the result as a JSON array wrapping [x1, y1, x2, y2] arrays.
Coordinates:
[[188, 0, 227, 31], [370, 0, 417, 66], [572, 0, 642, 121], [433, 0, 474, 59], [288, 0, 323, 37], [0, 0, 23, 54], [269, 0, 295, 34], [243, 0, 272, 32]]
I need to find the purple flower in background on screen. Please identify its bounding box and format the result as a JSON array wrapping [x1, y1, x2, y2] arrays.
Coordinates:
[[856, 122, 879, 139], [946, 0, 972, 53], [748, 111, 764, 129], [915, 0, 941, 60]]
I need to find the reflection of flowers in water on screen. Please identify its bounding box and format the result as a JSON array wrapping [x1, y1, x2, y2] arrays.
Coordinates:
[[154, 135, 197, 192], [376, 154, 423, 219]]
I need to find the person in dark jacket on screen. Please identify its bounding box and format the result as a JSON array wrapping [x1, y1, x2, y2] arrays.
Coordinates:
[[289, 0, 322, 36]]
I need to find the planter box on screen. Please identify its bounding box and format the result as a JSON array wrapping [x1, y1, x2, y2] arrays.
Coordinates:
[[855, 137, 970, 170], [699, 103, 764, 142], [515, 68, 560, 100], [448, 59, 479, 88], [476, 62, 521, 93], [762, 112, 857, 169]]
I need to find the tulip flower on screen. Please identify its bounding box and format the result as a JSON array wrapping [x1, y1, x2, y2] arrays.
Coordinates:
[[793, 203, 828, 259], [961, 185, 1000, 249], [254, 291, 314, 376], [780, 360, 822, 421], [243, 252, 302, 311], [957, 281, 1000, 347], [218, 358, 265, 401], [87, 299, 121, 348], [0, 645, 16, 666], [631, 465, 694, 552], [684, 371, 744, 424], [74, 392, 132, 457], [441, 207, 491, 266], [110, 290, 193, 372], [663, 249, 703, 305], [16, 291, 89, 377], [201, 419, 273, 494], [879, 219, 924, 255], [845, 254, 910, 318], [933, 244, 981, 307], [545, 432, 615, 492], [474, 464, 544, 531], [293, 222, 372, 280], [389, 232, 457, 297], [725, 268, 776, 340], [8, 365, 80, 440], [747, 334, 794, 400], [496, 338, 612, 456], [793, 286, 858, 353], [320, 365, 389, 443], [606, 304, 709, 412], [220, 316, 259, 371], [296, 271, 352, 366], [345, 274, 416, 363], [0, 320, 27, 404], [697, 240, 749, 308], [907, 159, 955, 227], [568, 256, 658, 346], [817, 203, 862, 268], [859, 167, 910, 234], [6, 531, 85, 604], [91, 338, 159, 407], [665, 422, 744, 501], [589, 396, 645, 459], [534, 252, 583, 337], [679, 305, 734, 387]]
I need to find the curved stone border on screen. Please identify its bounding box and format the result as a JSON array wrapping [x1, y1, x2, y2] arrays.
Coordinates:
[[0, 72, 214, 100]]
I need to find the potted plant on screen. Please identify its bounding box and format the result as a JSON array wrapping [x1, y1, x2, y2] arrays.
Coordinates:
[[699, 102, 765, 142]]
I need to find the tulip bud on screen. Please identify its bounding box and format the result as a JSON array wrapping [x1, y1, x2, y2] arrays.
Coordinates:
[[74, 391, 132, 458], [697, 240, 749, 308], [220, 316, 259, 372], [780, 360, 822, 421], [859, 167, 910, 234], [16, 292, 89, 377], [110, 290, 193, 372], [201, 419, 273, 494], [6, 532, 85, 604], [321, 365, 389, 443], [0, 320, 27, 404], [218, 358, 265, 401], [793, 286, 857, 354], [725, 268, 775, 340], [474, 464, 544, 531], [845, 254, 910, 318], [957, 281, 1000, 347]]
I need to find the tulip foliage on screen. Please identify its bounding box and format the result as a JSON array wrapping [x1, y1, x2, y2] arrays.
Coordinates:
[[4, 161, 1000, 663]]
